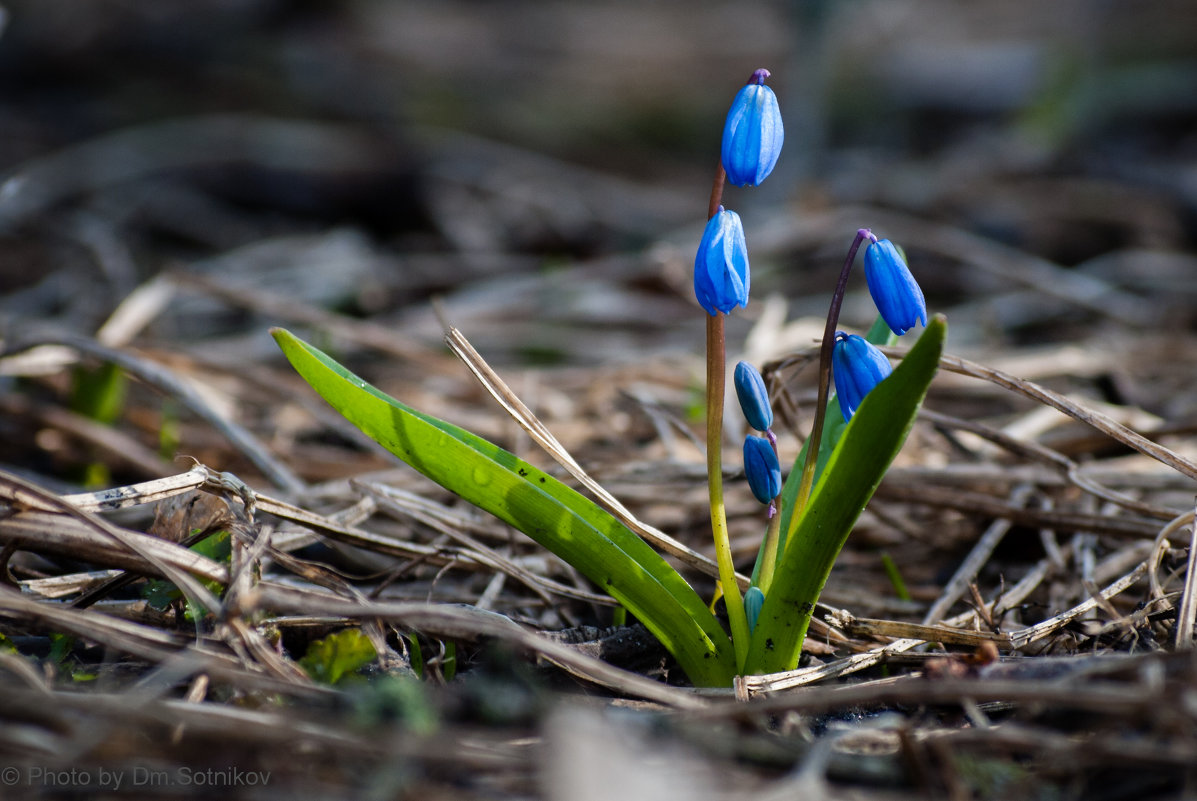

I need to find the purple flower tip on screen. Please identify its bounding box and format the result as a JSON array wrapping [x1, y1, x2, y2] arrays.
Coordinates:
[[721, 73, 784, 187]]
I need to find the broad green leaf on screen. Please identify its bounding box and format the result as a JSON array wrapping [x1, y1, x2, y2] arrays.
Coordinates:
[[744, 316, 945, 674], [299, 628, 377, 685], [273, 329, 736, 686]]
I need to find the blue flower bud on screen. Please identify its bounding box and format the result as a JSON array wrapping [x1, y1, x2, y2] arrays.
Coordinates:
[[831, 332, 893, 421], [721, 69, 784, 187], [694, 207, 750, 315], [743, 434, 781, 504], [734, 361, 773, 432], [864, 238, 927, 336], [744, 586, 765, 632]]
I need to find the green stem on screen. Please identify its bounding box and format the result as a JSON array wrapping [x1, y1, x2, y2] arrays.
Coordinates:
[[787, 228, 873, 544], [755, 430, 782, 594], [756, 507, 782, 594], [706, 311, 749, 668]]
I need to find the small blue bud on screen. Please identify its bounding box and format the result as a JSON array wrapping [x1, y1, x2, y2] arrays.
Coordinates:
[[721, 69, 784, 187], [744, 586, 765, 632], [743, 434, 781, 505], [734, 361, 773, 432], [831, 332, 893, 421], [694, 207, 750, 316], [864, 239, 927, 336]]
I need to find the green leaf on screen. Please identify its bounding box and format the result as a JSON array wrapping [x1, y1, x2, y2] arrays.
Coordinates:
[[299, 628, 378, 685], [350, 674, 438, 734], [142, 531, 230, 619], [272, 329, 736, 687], [880, 551, 913, 602], [745, 316, 945, 674], [71, 361, 126, 426], [407, 634, 424, 679], [48, 632, 75, 665], [191, 529, 232, 561]]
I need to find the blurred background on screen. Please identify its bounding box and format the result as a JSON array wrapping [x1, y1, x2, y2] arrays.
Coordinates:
[[0, 0, 1195, 484]]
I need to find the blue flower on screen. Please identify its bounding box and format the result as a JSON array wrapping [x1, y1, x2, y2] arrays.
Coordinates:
[[744, 586, 765, 632], [734, 361, 773, 432], [864, 238, 927, 336], [831, 332, 893, 421], [743, 434, 781, 504], [694, 207, 750, 315], [721, 69, 784, 187]]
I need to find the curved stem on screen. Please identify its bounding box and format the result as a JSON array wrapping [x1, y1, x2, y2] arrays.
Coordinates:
[[789, 229, 873, 527]]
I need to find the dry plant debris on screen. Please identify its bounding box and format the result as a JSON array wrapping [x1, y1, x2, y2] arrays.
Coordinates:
[[0, 1, 1196, 799]]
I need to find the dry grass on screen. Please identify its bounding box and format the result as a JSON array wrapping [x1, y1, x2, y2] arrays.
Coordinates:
[[1, 1, 1196, 798]]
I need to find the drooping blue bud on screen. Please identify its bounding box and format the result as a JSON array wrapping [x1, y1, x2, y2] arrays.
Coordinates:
[[721, 69, 784, 187], [694, 207, 750, 315], [734, 361, 773, 432], [743, 434, 781, 504], [744, 586, 765, 632], [864, 238, 927, 336], [831, 332, 893, 421]]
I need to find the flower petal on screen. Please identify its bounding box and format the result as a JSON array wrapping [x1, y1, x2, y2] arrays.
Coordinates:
[[693, 208, 750, 315], [743, 434, 781, 504], [721, 71, 784, 187], [734, 361, 773, 432], [831, 332, 893, 421], [864, 239, 927, 336]]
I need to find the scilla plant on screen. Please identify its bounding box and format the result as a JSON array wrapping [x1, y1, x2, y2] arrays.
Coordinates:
[[272, 69, 945, 687]]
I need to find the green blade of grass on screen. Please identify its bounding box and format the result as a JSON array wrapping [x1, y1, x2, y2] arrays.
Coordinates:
[[272, 329, 736, 687], [744, 316, 945, 674]]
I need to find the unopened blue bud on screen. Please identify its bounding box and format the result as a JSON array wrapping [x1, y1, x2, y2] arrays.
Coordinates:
[[743, 434, 781, 504], [831, 332, 893, 421], [864, 238, 927, 336], [694, 207, 750, 315], [745, 586, 765, 632], [734, 361, 773, 432], [721, 69, 784, 187]]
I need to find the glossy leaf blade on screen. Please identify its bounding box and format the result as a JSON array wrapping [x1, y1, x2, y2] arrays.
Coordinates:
[[272, 329, 736, 686]]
